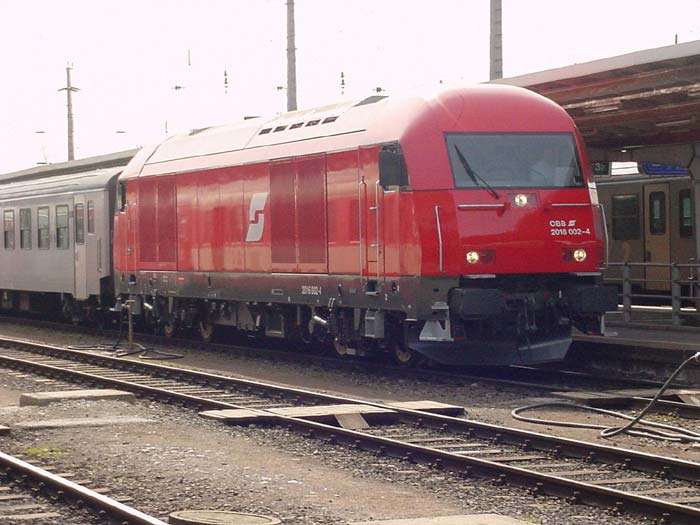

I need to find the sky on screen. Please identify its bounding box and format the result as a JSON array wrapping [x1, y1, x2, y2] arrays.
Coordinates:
[[0, 0, 699, 173]]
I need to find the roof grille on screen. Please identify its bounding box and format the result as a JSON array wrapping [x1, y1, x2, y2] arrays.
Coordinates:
[[353, 95, 388, 107]]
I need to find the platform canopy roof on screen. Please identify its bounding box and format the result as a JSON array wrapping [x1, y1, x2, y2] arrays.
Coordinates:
[[495, 40, 700, 154]]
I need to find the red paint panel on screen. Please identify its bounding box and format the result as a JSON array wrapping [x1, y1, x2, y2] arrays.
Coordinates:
[[296, 156, 327, 268], [219, 168, 245, 271], [197, 172, 219, 271], [138, 178, 157, 263], [270, 162, 297, 267], [243, 163, 271, 272], [137, 176, 177, 270], [157, 178, 177, 264], [176, 173, 198, 271], [327, 150, 360, 275]]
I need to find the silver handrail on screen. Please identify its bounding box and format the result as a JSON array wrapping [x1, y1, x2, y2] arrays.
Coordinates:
[[435, 205, 444, 273], [358, 177, 364, 283], [457, 203, 506, 210], [374, 179, 381, 279]]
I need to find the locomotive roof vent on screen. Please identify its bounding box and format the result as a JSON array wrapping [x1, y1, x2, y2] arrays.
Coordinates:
[[306, 119, 321, 126], [322, 116, 338, 124], [289, 122, 304, 129], [188, 127, 212, 136], [273, 125, 287, 132], [259, 128, 272, 135], [353, 95, 388, 107]]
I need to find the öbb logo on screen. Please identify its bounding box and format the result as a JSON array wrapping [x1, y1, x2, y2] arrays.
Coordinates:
[[245, 192, 268, 242]]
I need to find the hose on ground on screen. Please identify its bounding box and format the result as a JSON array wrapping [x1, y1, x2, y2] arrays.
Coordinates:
[[67, 308, 183, 360], [511, 352, 700, 443]]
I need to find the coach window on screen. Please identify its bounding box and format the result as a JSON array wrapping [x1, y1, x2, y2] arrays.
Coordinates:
[[3, 210, 15, 250], [37, 207, 50, 249], [75, 203, 85, 244], [56, 205, 69, 249], [679, 189, 693, 238], [19, 209, 31, 249], [87, 201, 95, 234], [611, 194, 640, 240], [649, 191, 666, 235]]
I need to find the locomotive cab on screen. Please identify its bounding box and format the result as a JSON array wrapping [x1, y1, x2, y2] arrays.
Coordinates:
[[395, 88, 618, 365]]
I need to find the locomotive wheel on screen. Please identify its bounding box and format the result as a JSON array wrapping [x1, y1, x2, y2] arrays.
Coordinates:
[[332, 338, 350, 358], [198, 319, 216, 343], [162, 320, 177, 338], [392, 342, 421, 367]]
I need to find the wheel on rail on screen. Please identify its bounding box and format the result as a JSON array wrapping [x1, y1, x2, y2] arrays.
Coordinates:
[[162, 319, 177, 338], [332, 338, 352, 358], [392, 342, 422, 367], [197, 318, 216, 343]]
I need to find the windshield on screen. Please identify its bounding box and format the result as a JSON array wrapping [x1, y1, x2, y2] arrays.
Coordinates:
[[446, 133, 584, 189]]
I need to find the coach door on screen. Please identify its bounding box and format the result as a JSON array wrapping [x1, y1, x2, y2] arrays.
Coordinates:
[[73, 194, 88, 300], [359, 148, 384, 290], [644, 183, 671, 291]]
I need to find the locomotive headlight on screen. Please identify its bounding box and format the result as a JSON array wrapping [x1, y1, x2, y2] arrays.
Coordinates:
[[573, 248, 587, 262], [466, 251, 480, 264]]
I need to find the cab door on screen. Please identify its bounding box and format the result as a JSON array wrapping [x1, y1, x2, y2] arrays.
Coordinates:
[[644, 183, 670, 291], [73, 195, 88, 299], [359, 147, 383, 288]]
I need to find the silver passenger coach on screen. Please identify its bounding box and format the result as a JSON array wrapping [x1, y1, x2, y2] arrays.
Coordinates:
[[0, 168, 120, 319]]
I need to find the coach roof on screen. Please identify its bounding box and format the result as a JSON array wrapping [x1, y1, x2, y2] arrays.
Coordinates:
[[0, 167, 121, 203]]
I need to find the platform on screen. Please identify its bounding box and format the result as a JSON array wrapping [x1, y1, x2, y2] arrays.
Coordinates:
[[572, 322, 700, 363], [571, 322, 700, 383]]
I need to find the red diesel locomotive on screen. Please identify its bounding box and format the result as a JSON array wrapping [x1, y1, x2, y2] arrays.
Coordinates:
[[113, 85, 616, 366]]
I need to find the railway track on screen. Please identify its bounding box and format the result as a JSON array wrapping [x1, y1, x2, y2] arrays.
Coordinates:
[[0, 314, 669, 394], [1, 336, 700, 523], [0, 448, 165, 524]]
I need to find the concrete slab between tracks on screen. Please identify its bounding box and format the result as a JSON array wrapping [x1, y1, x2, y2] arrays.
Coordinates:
[[19, 389, 135, 407], [0, 425, 10, 435], [350, 514, 531, 525], [14, 416, 155, 430], [385, 400, 465, 416], [200, 403, 397, 425]]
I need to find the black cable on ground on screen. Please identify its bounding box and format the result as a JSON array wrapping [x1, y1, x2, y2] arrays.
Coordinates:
[[512, 352, 700, 443], [67, 309, 183, 360]]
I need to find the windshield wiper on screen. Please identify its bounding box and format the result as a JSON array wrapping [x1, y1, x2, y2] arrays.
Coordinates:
[[454, 145, 500, 200]]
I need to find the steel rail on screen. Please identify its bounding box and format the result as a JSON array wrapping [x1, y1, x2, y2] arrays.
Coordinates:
[[0, 313, 668, 394], [0, 336, 699, 481], [0, 451, 167, 525], [2, 339, 700, 522]]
